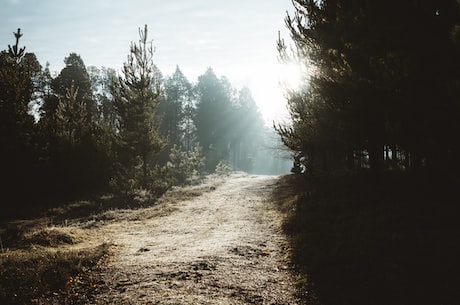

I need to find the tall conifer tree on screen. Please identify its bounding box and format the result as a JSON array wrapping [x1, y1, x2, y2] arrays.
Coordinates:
[[112, 25, 165, 189], [0, 29, 41, 204], [159, 66, 194, 148], [277, 0, 460, 174]]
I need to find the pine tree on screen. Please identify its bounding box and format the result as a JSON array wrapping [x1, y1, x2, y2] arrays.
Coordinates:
[[52, 53, 96, 124], [112, 25, 166, 189], [229, 87, 264, 172], [0, 29, 41, 202], [194, 68, 234, 171], [277, 0, 460, 175], [55, 81, 88, 145], [159, 66, 194, 148]]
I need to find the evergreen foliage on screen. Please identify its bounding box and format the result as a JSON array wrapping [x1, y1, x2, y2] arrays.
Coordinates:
[[194, 68, 265, 172], [194, 68, 234, 170], [277, 0, 460, 175], [166, 144, 205, 185], [229, 87, 264, 172], [159, 66, 195, 147], [111, 25, 166, 191], [215, 160, 232, 176], [40, 54, 111, 198], [52, 53, 96, 124], [0, 30, 42, 208], [0, 25, 280, 217], [55, 82, 88, 145]]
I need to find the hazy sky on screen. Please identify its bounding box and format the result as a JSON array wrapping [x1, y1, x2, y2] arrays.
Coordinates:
[[0, 0, 297, 122]]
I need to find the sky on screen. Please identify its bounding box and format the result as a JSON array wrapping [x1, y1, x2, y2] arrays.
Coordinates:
[[0, 0, 298, 123]]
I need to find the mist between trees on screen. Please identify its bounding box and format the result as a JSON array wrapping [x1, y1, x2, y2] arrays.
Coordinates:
[[0, 25, 290, 217]]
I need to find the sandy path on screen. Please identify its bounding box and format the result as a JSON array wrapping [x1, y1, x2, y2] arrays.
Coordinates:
[[93, 173, 300, 304]]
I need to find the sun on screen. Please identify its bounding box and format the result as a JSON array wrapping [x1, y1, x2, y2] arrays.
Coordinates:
[[249, 61, 305, 125], [277, 61, 304, 91]]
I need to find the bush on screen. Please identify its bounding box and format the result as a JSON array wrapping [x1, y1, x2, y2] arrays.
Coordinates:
[[166, 145, 206, 185], [215, 160, 232, 176]]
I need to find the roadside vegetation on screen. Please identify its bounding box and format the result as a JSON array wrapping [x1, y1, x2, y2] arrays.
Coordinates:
[[3, 1, 460, 304], [1, 24, 285, 222], [0, 229, 109, 305], [273, 172, 460, 305], [0, 173, 225, 305], [274, 1, 460, 304]]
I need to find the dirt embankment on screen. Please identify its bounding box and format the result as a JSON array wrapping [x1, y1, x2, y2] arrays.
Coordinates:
[[91, 173, 301, 304]]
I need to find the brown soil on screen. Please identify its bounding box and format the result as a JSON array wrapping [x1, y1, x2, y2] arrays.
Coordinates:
[[93, 173, 301, 304]]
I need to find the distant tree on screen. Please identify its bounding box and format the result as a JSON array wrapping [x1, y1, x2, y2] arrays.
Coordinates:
[[193, 69, 268, 173], [40, 53, 96, 171], [88, 66, 116, 123], [194, 68, 234, 171], [86, 66, 119, 176], [51, 53, 96, 124], [158, 66, 195, 148], [30, 62, 53, 121], [55, 81, 88, 145], [183, 79, 197, 152], [111, 25, 166, 190], [32, 54, 116, 197], [229, 87, 264, 172]]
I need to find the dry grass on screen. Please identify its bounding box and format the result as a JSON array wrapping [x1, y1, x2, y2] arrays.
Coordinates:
[[0, 177, 226, 304], [0, 243, 109, 304], [158, 176, 223, 204], [21, 226, 88, 247], [0, 200, 113, 304]]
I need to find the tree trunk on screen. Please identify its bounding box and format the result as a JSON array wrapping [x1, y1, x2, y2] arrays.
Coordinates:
[[346, 149, 354, 171], [369, 143, 383, 176]]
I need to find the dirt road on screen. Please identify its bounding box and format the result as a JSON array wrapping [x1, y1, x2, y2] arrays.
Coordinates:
[[91, 173, 300, 304]]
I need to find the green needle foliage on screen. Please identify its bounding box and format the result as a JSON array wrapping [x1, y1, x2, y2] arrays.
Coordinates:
[[111, 25, 166, 191], [56, 81, 88, 146], [277, 0, 460, 176]]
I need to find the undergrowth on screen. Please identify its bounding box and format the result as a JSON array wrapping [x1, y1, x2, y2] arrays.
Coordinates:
[[274, 172, 460, 305], [0, 174, 222, 304], [0, 243, 109, 304]]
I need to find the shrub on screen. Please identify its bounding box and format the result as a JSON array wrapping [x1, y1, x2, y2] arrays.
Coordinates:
[[215, 160, 232, 176], [167, 145, 206, 185]]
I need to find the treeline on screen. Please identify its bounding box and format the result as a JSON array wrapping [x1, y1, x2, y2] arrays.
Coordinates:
[[275, 2, 460, 304], [277, 0, 460, 176], [0, 26, 274, 216]]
